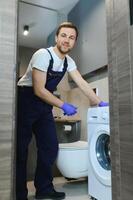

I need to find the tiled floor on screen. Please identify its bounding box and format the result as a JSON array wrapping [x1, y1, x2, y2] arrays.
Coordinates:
[[27, 177, 91, 200]]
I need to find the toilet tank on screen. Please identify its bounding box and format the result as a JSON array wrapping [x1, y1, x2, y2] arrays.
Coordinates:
[[55, 119, 81, 143]]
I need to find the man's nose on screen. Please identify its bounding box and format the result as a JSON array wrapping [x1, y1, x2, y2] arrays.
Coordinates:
[[64, 37, 70, 42]]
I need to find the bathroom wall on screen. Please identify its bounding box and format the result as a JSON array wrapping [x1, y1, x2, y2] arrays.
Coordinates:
[[68, 0, 107, 75], [18, 46, 37, 77], [106, 0, 133, 199], [0, 0, 17, 199]]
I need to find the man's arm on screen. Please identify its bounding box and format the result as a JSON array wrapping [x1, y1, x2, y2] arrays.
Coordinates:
[[32, 68, 64, 108], [69, 69, 101, 106], [32, 68, 78, 115]]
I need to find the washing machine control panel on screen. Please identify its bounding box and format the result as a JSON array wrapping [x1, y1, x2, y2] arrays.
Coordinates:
[[102, 111, 109, 120], [87, 107, 109, 124]]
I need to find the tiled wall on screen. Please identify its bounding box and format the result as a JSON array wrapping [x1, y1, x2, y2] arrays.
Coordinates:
[[106, 0, 133, 199], [0, 0, 17, 199]]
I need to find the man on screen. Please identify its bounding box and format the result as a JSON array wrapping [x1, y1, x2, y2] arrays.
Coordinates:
[[16, 22, 108, 200]]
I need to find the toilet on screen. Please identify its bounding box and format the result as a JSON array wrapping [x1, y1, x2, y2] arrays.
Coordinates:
[[56, 140, 88, 179]]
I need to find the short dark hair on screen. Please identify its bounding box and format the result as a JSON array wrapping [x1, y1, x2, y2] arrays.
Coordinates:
[[56, 22, 78, 40]]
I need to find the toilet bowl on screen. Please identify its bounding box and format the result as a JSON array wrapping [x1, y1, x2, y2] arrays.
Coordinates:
[[56, 141, 88, 179]]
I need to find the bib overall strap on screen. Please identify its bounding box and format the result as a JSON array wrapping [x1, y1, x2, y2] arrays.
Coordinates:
[[46, 48, 68, 72], [46, 48, 53, 70]]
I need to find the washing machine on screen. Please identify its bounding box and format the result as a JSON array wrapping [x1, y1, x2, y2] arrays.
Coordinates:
[[87, 107, 111, 200]]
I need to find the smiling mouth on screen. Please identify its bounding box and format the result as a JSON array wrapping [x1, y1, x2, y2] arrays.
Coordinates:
[[62, 45, 69, 48], [62, 43, 69, 47]]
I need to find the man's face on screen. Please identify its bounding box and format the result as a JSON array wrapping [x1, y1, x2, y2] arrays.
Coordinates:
[[55, 27, 77, 54]]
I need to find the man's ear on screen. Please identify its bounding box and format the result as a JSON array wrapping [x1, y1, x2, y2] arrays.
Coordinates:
[[55, 36, 57, 43]]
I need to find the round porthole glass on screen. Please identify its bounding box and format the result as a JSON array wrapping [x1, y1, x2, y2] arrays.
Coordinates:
[[96, 134, 111, 170]]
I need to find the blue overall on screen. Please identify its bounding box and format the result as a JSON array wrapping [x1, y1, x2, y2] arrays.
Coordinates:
[[16, 49, 68, 200]]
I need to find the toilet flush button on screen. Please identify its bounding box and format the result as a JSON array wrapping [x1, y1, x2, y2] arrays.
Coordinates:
[[64, 125, 72, 131]]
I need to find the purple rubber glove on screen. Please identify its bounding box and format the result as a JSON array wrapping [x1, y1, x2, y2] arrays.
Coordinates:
[[61, 102, 77, 116], [98, 101, 109, 107]]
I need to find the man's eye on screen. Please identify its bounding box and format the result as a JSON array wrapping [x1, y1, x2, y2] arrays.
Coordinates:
[[61, 34, 66, 37], [70, 36, 76, 40]]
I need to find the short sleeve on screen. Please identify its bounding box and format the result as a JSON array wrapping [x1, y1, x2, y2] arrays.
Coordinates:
[[66, 55, 77, 72], [31, 49, 50, 72]]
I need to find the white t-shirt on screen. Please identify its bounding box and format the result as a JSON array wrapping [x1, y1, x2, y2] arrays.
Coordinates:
[[18, 46, 77, 86]]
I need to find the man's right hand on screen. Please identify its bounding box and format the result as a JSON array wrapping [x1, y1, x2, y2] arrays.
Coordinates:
[[61, 102, 77, 116], [98, 101, 109, 107]]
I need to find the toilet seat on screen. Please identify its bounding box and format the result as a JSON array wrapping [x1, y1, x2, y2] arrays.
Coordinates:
[[59, 140, 88, 150]]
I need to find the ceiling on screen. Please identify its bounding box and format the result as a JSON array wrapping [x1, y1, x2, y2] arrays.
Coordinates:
[[18, 0, 79, 49]]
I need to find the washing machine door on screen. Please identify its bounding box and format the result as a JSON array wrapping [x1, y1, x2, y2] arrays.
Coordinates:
[[89, 125, 111, 186]]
